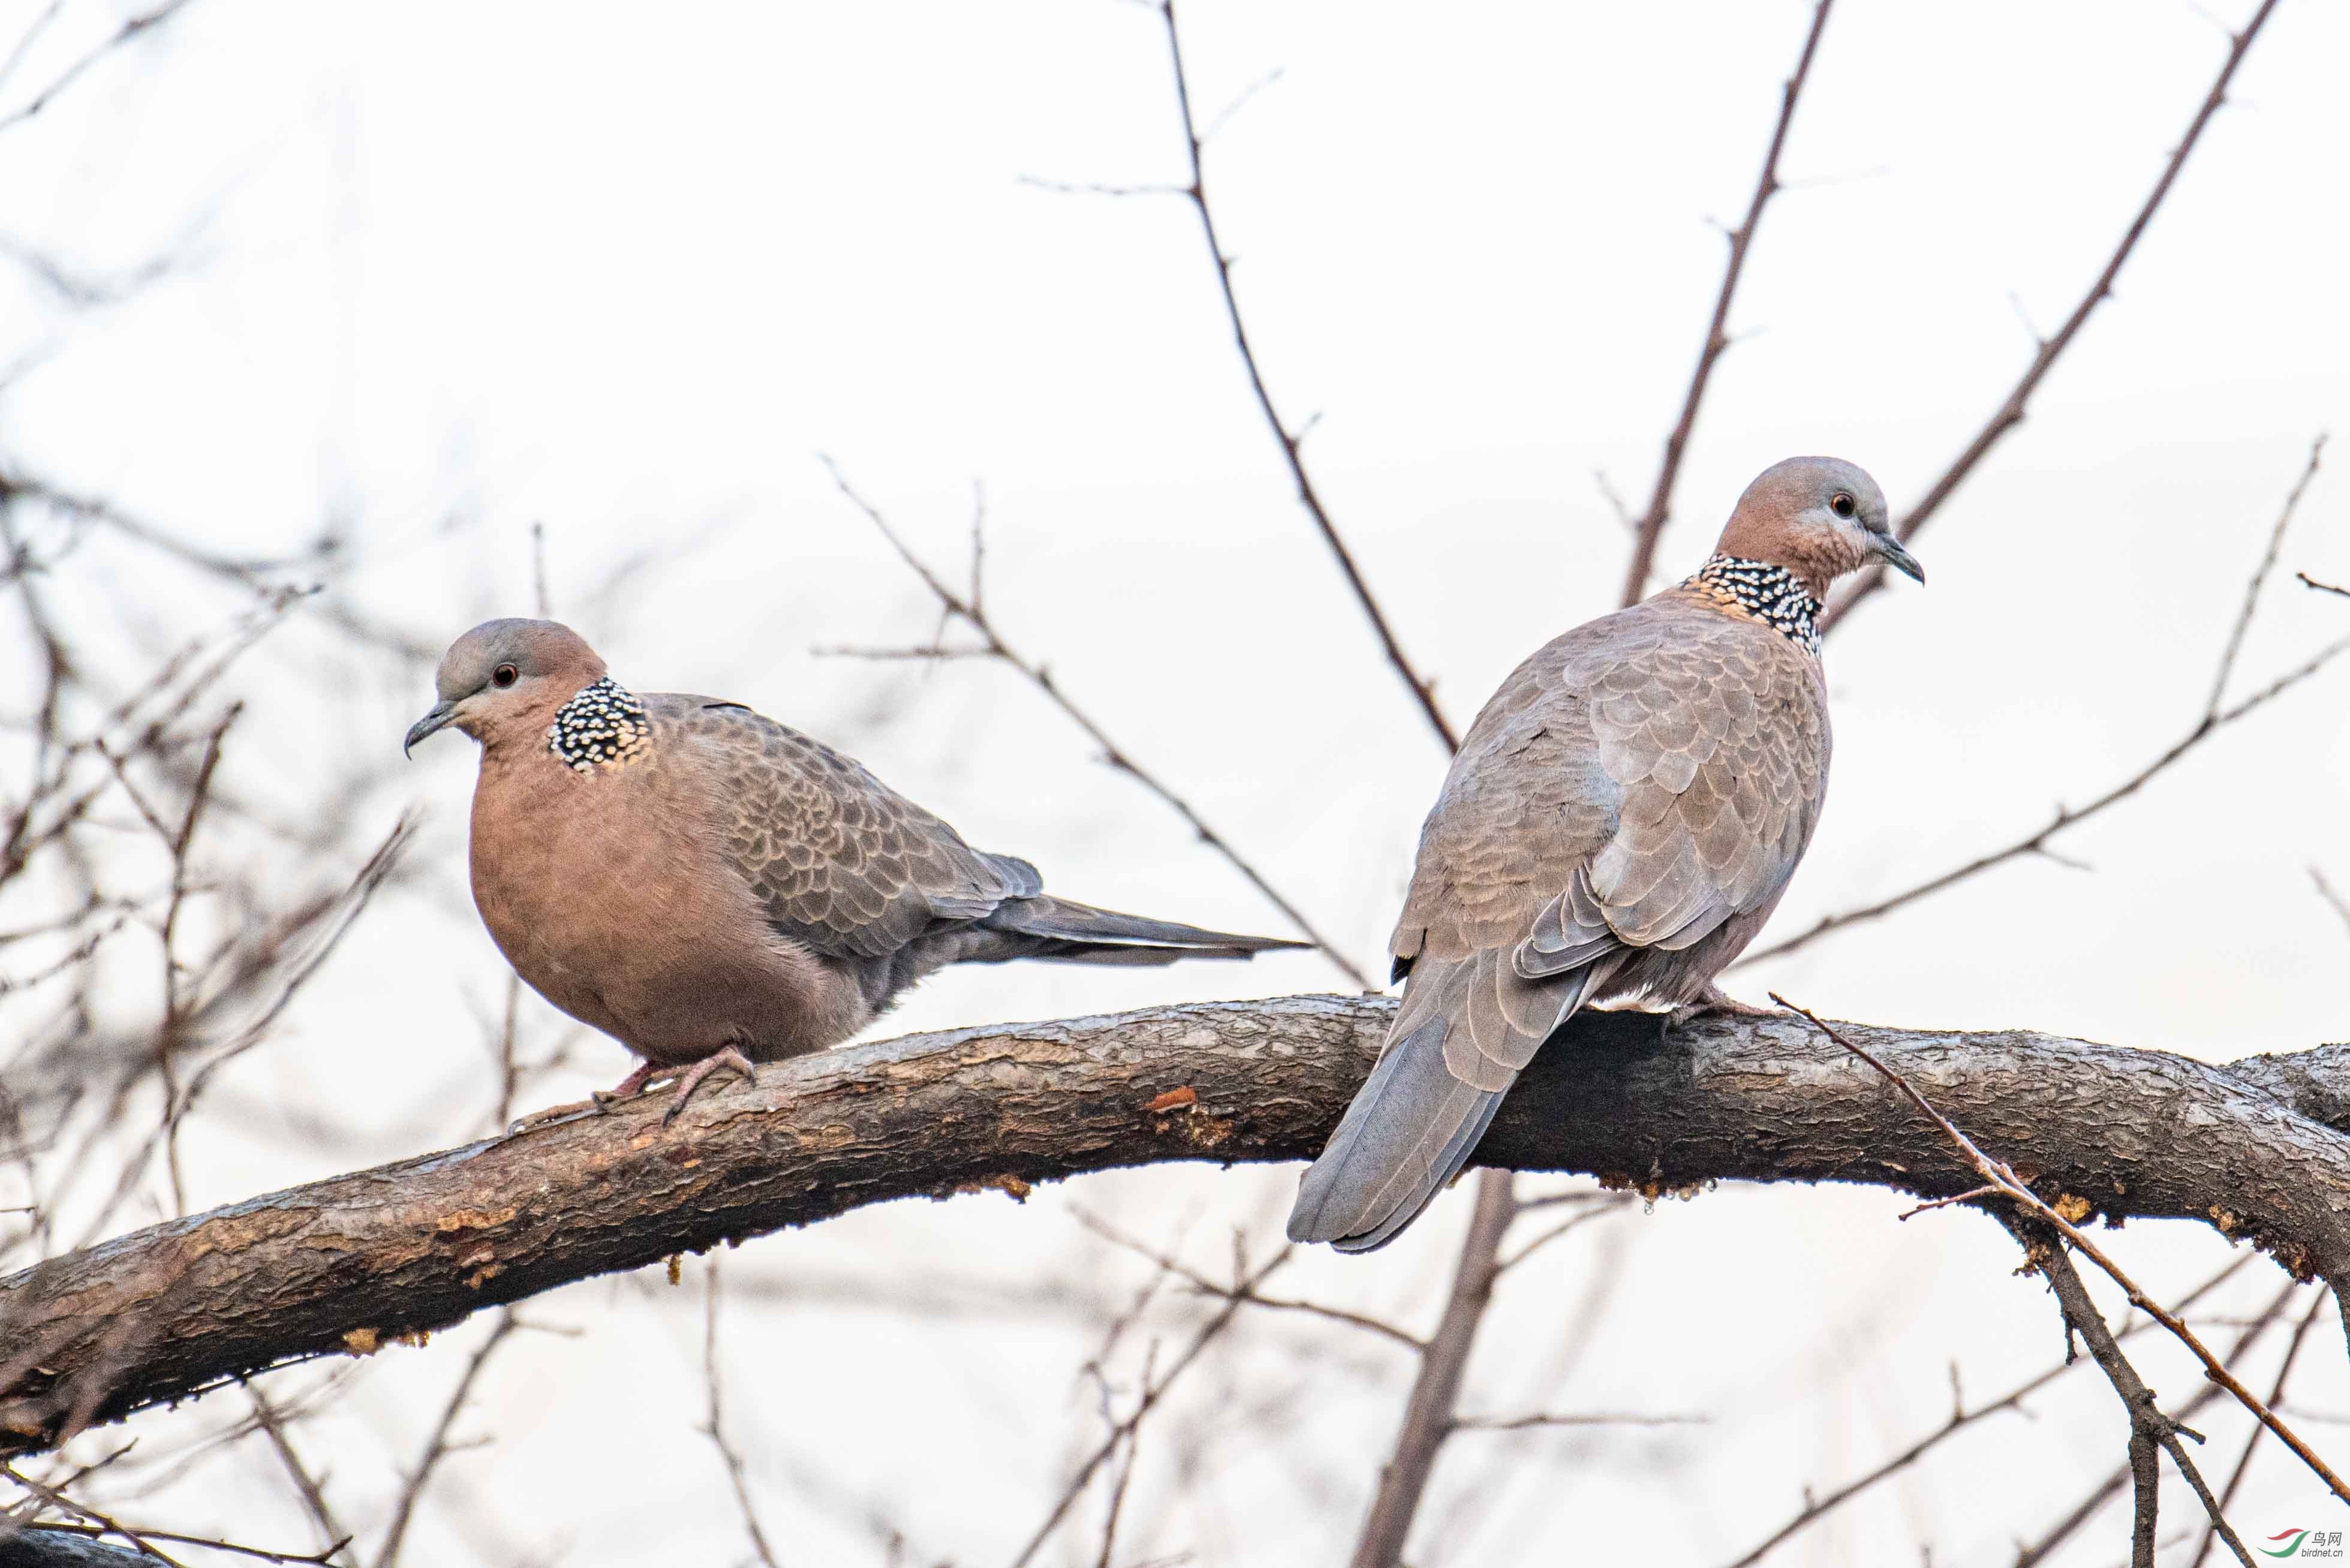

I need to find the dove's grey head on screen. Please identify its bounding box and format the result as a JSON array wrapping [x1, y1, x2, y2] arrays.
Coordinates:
[[404, 618, 608, 755], [1715, 455, 1922, 598]]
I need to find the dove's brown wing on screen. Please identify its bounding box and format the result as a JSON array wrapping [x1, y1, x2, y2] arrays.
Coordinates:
[[664, 697, 1301, 978], [661, 697, 1038, 962], [1290, 595, 1830, 1251]]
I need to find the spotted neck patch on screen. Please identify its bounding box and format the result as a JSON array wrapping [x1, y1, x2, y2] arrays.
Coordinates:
[[547, 676, 653, 772], [1684, 555, 1822, 655]]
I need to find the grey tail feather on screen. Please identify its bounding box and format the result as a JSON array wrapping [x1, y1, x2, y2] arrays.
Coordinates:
[[1286, 1012, 1509, 1253], [1290, 958, 1609, 1252], [975, 894, 1307, 962]]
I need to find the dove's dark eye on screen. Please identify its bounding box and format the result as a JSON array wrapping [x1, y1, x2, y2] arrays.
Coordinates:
[[492, 664, 519, 688], [1830, 492, 1856, 519]]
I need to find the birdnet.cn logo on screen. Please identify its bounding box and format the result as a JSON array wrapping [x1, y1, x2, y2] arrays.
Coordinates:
[[2264, 1529, 2348, 1560]]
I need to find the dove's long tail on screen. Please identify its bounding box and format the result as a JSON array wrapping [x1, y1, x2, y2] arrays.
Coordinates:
[[1288, 953, 1610, 1252], [972, 893, 1307, 965]]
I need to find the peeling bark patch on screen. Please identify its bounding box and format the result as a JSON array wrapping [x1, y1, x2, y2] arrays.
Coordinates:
[[342, 1328, 380, 1356], [434, 1208, 517, 1233], [956, 1173, 1033, 1202]]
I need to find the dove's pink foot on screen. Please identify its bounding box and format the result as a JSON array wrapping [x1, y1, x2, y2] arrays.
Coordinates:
[[660, 1046, 758, 1127], [505, 1059, 685, 1136], [1677, 984, 1777, 1022]]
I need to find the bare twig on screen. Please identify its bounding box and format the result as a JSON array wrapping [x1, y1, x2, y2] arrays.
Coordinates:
[[1742, 635, 2350, 965], [371, 1311, 520, 1568], [1346, 1170, 1515, 1568], [2188, 1289, 2330, 1568], [2207, 435, 2324, 716], [2003, 1214, 2253, 1568], [1717, 1256, 2256, 1568], [1449, 1410, 1702, 1433], [699, 1259, 782, 1568], [2011, 1283, 2294, 1568], [1152, 0, 1457, 750], [529, 522, 551, 619], [1089, 1344, 1153, 1568], [1745, 530, 2350, 970], [1773, 995, 2348, 1506], [820, 458, 1371, 988], [1007, 1244, 1288, 1568], [0, 0, 198, 138], [243, 1385, 353, 1566], [1619, 0, 1836, 604], [1824, 0, 2285, 634], [4, 1456, 342, 1563], [2313, 870, 2350, 940], [1493, 1193, 1633, 1274], [2298, 572, 2348, 600], [1073, 1208, 1427, 1350]]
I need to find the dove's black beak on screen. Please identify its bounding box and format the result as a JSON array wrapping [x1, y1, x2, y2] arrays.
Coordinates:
[[1870, 531, 1925, 585], [404, 700, 459, 757]]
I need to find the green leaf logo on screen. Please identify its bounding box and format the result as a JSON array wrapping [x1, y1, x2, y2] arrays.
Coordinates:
[[2262, 1530, 2310, 1559]]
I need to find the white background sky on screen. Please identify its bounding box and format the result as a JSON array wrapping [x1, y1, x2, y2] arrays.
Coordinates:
[[4, 0, 2348, 1563]]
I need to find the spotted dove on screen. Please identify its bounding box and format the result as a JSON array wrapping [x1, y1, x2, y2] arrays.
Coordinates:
[[405, 621, 1302, 1119], [1287, 456, 1924, 1251]]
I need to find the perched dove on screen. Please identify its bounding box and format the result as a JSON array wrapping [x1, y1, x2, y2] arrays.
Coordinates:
[[1288, 456, 1924, 1251], [406, 620, 1302, 1119]]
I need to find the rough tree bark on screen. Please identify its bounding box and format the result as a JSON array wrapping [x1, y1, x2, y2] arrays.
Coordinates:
[[4, 995, 2347, 1457]]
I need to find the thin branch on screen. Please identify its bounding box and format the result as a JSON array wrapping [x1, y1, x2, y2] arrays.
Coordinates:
[[2207, 434, 2324, 716], [699, 1259, 782, 1568], [1346, 1170, 1516, 1568], [1823, 0, 2285, 634], [1154, 0, 1457, 751], [1073, 1208, 1427, 1350], [2021, 1222, 2256, 1568], [1088, 1344, 1153, 1568], [1494, 1194, 1633, 1274], [2300, 571, 2349, 600], [0, 0, 198, 138], [2012, 1283, 2295, 1568], [1773, 995, 2348, 1506], [1007, 1244, 1286, 1568], [1717, 1256, 2257, 1568], [2003, 1214, 2252, 1568], [0, 1, 67, 101], [242, 1385, 353, 1566], [0, 1462, 176, 1564], [529, 522, 551, 619], [1619, 0, 1836, 604], [1449, 1410, 1704, 1433], [1740, 627, 2350, 968], [2188, 1289, 2330, 1568], [371, 1311, 520, 1568], [820, 458, 1371, 988], [2313, 869, 2350, 940]]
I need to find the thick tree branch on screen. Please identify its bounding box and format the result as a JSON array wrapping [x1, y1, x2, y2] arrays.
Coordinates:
[[4, 996, 2349, 1459]]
